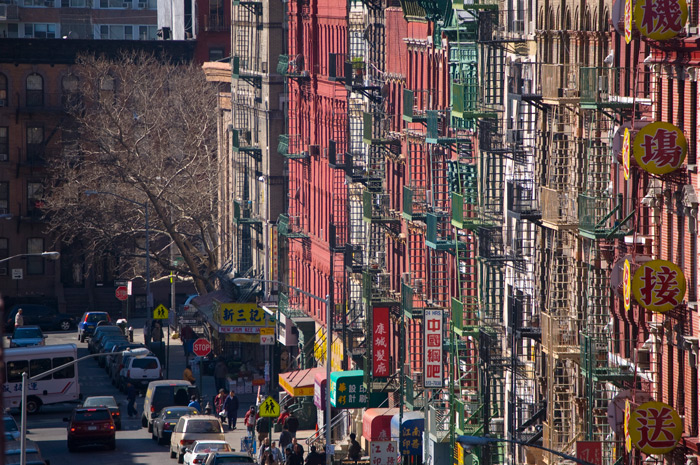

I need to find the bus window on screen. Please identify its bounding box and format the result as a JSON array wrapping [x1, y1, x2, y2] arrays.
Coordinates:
[[52, 357, 75, 379], [7, 361, 28, 383], [30, 358, 51, 379]]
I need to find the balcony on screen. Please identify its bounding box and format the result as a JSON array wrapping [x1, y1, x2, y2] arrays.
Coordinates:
[[362, 190, 400, 224], [231, 56, 261, 86], [233, 200, 261, 225], [451, 82, 497, 120], [278, 292, 311, 320], [541, 311, 580, 360], [362, 271, 399, 306], [402, 185, 428, 221], [426, 213, 453, 250], [451, 296, 478, 337], [428, 404, 451, 443], [540, 64, 579, 103], [451, 192, 481, 230], [579, 67, 637, 110], [402, 89, 428, 123], [278, 134, 308, 160], [506, 179, 540, 220], [507, 62, 541, 101], [452, 0, 497, 10], [578, 193, 633, 239], [580, 334, 635, 385], [277, 54, 309, 79], [539, 187, 577, 229], [277, 213, 308, 239], [232, 129, 261, 159], [363, 112, 396, 145], [401, 281, 424, 319]]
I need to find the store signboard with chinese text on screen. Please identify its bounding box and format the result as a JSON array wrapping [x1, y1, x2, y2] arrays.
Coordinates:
[[370, 441, 398, 465], [622, 128, 630, 180], [632, 122, 687, 175], [576, 441, 602, 465], [624, 0, 632, 43], [623, 259, 631, 311], [424, 310, 443, 388], [216, 302, 269, 326], [634, 0, 687, 40], [313, 328, 344, 372], [628, 401, 683, 454], [329, 370, 387, 409], [390, 412, 423, 456], [372, 306, 390, 377], [631, 260, 686, 313]]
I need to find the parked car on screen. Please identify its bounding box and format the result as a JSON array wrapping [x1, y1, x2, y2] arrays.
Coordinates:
[[64, 407, 116, 451], [4, 413, 20, 440], [5, 304, 75, 332], [202, 452, 254, 465], [77, 312, 111, 342], [81, 396, 121, 430], [142, 380, 198, 431], [88, 326, 123, 353], [151, 406, 200, 445], [183, 440, 232, 465], [8, 325, 46, 347], [169, 415, 224, 463], [105, 343, 146, 372], [119, 355, 162, 393], [97, 338, 129, 366]]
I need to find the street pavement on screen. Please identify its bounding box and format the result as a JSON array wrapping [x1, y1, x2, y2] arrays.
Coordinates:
[[13, 319, 318, 465]]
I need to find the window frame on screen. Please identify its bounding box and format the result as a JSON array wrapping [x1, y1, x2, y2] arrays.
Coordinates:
[[26, 237, 45, 275], [26, 73, 44, 106]]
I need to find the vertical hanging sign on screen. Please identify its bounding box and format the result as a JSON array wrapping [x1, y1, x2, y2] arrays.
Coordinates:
[[424, 310, 443, 388], [622, 127, 631, 180], [623, 259, 632, 311], [372, 306, 391, 377], [624, 0, 632, 43]]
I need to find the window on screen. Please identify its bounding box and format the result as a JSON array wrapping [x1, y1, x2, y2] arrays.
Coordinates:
[[23, 0, 45, 6], [61, 0, 88, 6], [30, 358, 52, 377], [0, 73, 7, 106], [99, 24, 132, 39], [52, 356, 75, 379], [209, 49, 225, 61], [0, 238, 8, 275], [99, 0, 124, 7], [27, 182, 43, 215], [26, 73, 44, 106], [138, 25, 156, 40], [0, 127, 8, 162], [6, 24, 19, 38], [0, 182, 8, 213], [26, 237, 44, 275], [26, 125, 44, 163], [6, 360, 28, 383], [24, 24, 56, 38]]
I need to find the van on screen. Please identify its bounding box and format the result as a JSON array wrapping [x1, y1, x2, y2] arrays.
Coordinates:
[[119, 355, 162, 392], [142, 380, 198, 431]]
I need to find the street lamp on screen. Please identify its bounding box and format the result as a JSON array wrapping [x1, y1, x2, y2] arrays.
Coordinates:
[[0, 251, 60, 264], [20, 347, 149, 465], [456, 435, 596, 465], [233, 277, 333, 465], [84, 190, 151, 314]]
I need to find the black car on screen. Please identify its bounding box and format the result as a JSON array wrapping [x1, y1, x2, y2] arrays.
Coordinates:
[[88, 326, 123, 353], [151, 406, 199, 445], [97, 339, 130, 367], [5, 304, 75, 332]]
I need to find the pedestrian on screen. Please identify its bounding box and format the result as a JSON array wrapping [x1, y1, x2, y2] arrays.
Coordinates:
[[183, 363, 196, 385], [214, 359, 228, 393], [293, 443, 304, 463], [256, 415, 270, 447], [223, 390, 239, 430], [285, 411, 299, 438], [14, 308, 23, 327], [126, 382, 137, 418], [277, 406, 290, 428], [269, 441, 283, 464], [244, 405, 257, 439], [181, 324, 195, 358], [305, 445, 322, 465], [152, 321, 163, 343], [214, 388, 227, 414], [284, 446, 302, 465], [188, 395, 202, 412], [348, 432, 361, 463], [279, 424, 292, 451], [257, 437, 271, 464], [143, 320, 151, 345]]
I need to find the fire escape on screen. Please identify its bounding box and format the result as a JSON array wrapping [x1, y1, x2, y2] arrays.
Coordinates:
[[230, 0, 264, 274]]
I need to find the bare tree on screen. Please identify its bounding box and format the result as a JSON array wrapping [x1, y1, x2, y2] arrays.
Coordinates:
[[44, 51, 220, 295]]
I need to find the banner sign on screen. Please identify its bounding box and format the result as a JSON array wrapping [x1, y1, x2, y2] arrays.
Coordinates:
[[424, 310, 443, 388], [372, 307, 391, 377], [633, 122, 687, 175]]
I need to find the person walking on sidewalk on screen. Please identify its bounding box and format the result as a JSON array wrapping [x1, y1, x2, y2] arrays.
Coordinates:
[[126, 382, 137, 418], [188, 395, 202, 412], [244, 405, 257, 439], [223, 390, 239, 431], [152, 321, 163, 343], [279, 424, 292, 451]]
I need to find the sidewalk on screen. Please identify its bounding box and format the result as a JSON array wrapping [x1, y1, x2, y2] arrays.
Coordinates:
[[128, 317, 317, 454]]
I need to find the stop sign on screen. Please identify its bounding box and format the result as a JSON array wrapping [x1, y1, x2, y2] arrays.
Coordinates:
[[192, 338, 211, 357], [115, 286, 128, 301]]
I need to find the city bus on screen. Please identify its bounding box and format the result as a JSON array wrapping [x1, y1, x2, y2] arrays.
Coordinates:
[[3, 344, 80, 413]]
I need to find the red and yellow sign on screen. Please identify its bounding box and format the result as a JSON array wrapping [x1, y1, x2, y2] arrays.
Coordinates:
[[634, 0, 687, 40], [628, 401, 683, 455], [633, 122, 687, 175], [623, 259, 631, 311], [624, 400, 632, 453], [624, 0, 633, 43], [632, 260, 686, 313], [622, 128, 631, 180]]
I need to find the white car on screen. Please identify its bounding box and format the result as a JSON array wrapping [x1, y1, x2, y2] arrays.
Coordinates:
[[170, 415, 225, 463], [183, 440, 232, 465]]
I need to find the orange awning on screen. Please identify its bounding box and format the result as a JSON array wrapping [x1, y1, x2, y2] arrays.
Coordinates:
[[278, 367, 324, 397]]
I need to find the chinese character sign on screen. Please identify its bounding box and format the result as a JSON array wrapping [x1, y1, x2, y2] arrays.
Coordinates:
[[629, 401, 683, 455], [369, 441, 398, 465], [372, 307, 390, 377], [330, 370, 387, 409], [576, 441, 602, 465], [622, 127, 631, 180], [623, 259, 631, 311], [424, 310, 443, 388], [633, 122, 687, 175], [632, 260, 686, 313], [217, 303, 267, 326], [624, 0, 632, 43], [624, 400, 632, 453], [634, 0, 687, 40]]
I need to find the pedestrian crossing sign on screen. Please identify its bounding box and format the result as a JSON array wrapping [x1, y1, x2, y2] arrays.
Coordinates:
[[259, 396, 280, 417], [154, 304, 169, 320]]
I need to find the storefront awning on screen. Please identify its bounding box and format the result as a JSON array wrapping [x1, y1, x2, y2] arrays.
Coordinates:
[[362, 408, 400, 441], [279, 367, 324, 397]]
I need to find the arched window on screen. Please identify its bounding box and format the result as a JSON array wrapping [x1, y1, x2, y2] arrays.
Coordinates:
[[26, 73, 43, 107], [0, 73, 7, 106]]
